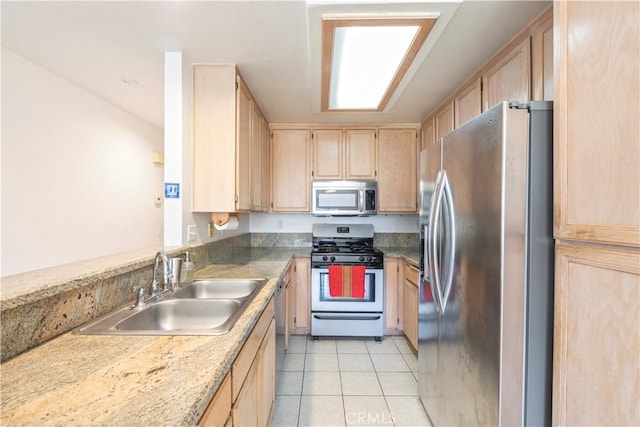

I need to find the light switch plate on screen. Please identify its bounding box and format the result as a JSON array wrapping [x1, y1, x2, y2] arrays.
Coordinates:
[[187, 225, 197, 242]]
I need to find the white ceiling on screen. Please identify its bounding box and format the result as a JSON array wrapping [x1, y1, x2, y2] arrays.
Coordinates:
[[1, 0, 551, 128]]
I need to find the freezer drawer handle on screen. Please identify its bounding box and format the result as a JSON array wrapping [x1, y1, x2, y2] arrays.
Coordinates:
[[313, 314, 382, 321]]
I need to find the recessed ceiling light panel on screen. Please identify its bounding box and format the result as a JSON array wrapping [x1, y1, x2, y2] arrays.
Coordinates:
[[321, 16, 437, 112]]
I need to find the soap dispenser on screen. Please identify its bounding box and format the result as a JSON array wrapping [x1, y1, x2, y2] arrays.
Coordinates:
[[181, 252, 195, 285]]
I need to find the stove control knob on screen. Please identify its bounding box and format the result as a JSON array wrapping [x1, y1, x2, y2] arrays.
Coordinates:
[[330, 256, 336, 262], [368, 256, 373, 261], [322, 256, 328, 261], [359, 256, 365, 262]]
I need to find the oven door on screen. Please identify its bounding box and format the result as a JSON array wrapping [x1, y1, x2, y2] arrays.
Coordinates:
[[311, 267, 384, 312]]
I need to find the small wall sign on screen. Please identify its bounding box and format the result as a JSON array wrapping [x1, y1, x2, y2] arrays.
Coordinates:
[[164, 183, 180, 199]]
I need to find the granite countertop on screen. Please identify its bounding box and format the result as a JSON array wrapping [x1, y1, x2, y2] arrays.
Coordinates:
[[380, 247, 419, 265], [0, 248, 304, 425]]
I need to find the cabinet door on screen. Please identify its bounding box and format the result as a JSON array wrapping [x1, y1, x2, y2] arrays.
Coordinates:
[[344, 129, 376, 180], [403, 278, 418, 352], [259, 321, 276, 426], [261, 119, 271, 212], [553, 244, 639, 426], [236, 76, 252, 211], [454, 77, 482, 128], [250, 102, 263, 212], [420, 117, 435, 152], [377, 129, 417, 213], [291, 258, 310, 334], [312, 129, 343, 180], [198, 374, 231, 427], [435, 101, 454, 141], [531, 6, 553, 101], [232, 357, 260, 427], [554, 1, 639, 246], [403, 262, 419, 351], [192, 65, 237, 212], [384, 258, 400, 335], [482, 37, 531, 110], [271, 129, 311, 212]]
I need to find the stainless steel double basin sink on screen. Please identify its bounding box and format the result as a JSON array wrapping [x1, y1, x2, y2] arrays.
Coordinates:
[[74, 279, 268, 336]]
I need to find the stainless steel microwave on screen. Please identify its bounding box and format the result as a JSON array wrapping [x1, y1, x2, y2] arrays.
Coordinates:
[[312, 181, 377, 216]]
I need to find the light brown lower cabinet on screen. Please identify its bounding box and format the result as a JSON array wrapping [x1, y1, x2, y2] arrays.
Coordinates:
[[199, 374, 232, 427], [384, 258, 401, 335], [198, 298, 275, 427], [553, 244, 639, 426], [402, 262, 419, 351], [289, 258, 311, 335]]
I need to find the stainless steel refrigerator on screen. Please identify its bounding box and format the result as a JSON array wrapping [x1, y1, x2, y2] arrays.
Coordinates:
[[418, 101, 554, 426]]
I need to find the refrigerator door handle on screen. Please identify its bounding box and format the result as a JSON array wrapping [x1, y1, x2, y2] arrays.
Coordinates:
[[428, 170, 445, 313], [440, 171, 456, 313]]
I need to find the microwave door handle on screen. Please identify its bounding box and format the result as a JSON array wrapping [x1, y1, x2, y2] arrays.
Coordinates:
[[359, 189, 365, 213]]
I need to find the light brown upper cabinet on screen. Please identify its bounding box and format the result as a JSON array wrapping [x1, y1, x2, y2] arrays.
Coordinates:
[[261, 119, 271, 211], [554, 2, 639, 247], [312, 129, 344, 180], [271, 129, 311, 212], [531, 6, 553, 101], [454, 77, 482, 128], [435, 101, 455, 141], [420, 117, 435, 152], [250, 101, 264, 212], [377, 129, 418, 213], [192, 65, 254, 213], [482, 37, 531, 110], [344, 129, 377, 180]]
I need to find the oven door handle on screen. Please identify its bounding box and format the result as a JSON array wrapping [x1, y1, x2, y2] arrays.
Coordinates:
[[313, 314, 382, 321]]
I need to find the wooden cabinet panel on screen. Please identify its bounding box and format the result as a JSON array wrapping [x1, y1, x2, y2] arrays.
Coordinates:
[[232, 355, 260, 427], [250, 102, 263, 212], [261, 119, 271, 211], [271, 129, 311, 212], [531, 6, 553, 101], [435, 101, 454, 141], [482, 37, 531, 110], [384, 258, 400, 335], [232, 299, 274, 401], [236, 76, 252, 211], [554, 1, 639, 246], [553, 244, 640, 426], [193, 66, 260, 214], [402, 262, 419, 351], [420, 118, 435, 152], [192, 65, 237, 212], [259, 321, 276, 426], [345, 129, 376, 180], [290, 258, 310, 334], [454, 77, 482, 128], [199, 374, 231, 427], [377, 129, 417, 213], [312, 129, 343, 179]]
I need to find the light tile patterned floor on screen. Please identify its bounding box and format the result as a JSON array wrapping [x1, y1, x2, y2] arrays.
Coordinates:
[[269, 336, 433, 427]]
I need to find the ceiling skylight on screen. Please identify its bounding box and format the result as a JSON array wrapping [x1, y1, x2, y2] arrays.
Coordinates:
[[322, 16, 437, 112]]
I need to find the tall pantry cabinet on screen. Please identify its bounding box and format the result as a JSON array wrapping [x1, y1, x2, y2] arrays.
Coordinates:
[[552, 2, 639, 426]]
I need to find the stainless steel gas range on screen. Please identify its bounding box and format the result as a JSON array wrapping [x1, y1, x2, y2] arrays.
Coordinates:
[[310, 224, 384, 340]]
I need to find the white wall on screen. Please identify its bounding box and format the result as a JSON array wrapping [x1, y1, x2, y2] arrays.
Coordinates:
[[249, 213, 419, 233], [1, 48, 164, 276]]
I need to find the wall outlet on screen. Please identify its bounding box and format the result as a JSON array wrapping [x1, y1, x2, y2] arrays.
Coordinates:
[[207, 222, 215, 238], [277, 220, 283, 229], [187, 225, 197, 242]]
